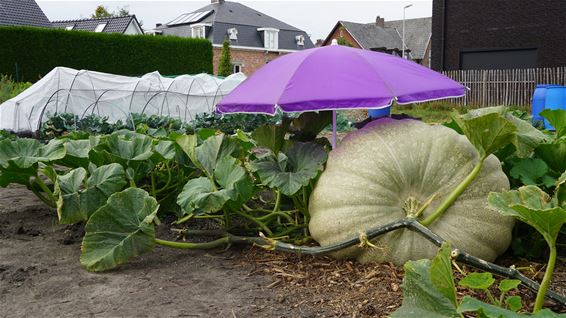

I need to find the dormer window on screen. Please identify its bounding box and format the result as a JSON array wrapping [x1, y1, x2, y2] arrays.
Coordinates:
[[296, 35, 305, 46], [191, 23, 210, 39], [227, 28, 238, 40], [258, 27, 279, 50], [95, 23, 107, 32]]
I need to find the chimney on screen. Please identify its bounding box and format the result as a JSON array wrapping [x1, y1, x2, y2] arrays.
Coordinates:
[[375, 16, 385, 27], [211, 0, 225, 3]]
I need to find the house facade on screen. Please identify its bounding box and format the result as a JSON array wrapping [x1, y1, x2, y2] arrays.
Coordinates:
[[52, 16, 143, 35], [0, 0, 51, 28], [153, 0, 314, 75], [323, 16, 432, 67], [432, 0, 566, 71]]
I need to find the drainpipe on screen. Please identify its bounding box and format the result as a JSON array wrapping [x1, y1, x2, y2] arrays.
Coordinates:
[[439, 0, 446, 70]]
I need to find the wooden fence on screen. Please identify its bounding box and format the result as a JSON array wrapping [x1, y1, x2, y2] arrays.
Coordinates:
[[441, 67, 566, 110]]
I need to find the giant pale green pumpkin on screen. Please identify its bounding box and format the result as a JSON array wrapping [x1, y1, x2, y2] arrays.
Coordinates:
[[308, 119, 514, 265]]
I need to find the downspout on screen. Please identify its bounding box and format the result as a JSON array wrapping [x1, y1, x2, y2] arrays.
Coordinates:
[[440, 0, 446, 71]]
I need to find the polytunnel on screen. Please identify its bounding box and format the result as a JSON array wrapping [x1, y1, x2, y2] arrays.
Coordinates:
[[0, 67, 246, 133]]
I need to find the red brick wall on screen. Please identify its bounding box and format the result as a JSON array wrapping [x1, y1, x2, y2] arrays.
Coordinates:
[[323, 25, 362, 49], [212, 47, 285, 76]]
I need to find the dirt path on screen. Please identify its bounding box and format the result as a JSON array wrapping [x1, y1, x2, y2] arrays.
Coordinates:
[[1, 185, 565, 317], [0, 186, 299, 318]]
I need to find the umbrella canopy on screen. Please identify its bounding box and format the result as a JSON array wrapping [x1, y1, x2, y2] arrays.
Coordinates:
[[216, 44, 466, 114]]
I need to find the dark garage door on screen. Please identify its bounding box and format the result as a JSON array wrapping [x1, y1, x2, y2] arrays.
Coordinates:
[[460, 49, 538, 70]]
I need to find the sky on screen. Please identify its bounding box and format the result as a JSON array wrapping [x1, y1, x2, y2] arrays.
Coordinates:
[[36, 0, 432, 41]]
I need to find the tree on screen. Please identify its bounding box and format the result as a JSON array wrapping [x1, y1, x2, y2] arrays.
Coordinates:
[[92, 5, 112, 18], [91, 5, 130, 19], [218, 39, 232, 77]]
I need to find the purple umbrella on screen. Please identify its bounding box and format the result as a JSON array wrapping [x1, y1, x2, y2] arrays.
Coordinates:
[[217, 43, 466, 148]]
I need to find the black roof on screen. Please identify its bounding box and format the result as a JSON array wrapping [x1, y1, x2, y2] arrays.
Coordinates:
[[340, 21, 403, 52], [158, 1, 314, 50], [52, 15, 140, 34], [0, 0, 51, 28], [385, 18, 431, 60]]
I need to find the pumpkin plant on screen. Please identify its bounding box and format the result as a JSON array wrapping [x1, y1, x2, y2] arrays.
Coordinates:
[[489, 174, 566, 313], [392, 243, 564, 317]]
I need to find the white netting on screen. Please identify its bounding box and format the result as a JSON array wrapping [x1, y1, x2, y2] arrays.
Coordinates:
[[0, 67, 246, 132]]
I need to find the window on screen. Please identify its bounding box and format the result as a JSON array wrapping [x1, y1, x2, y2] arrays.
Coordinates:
[[227, 28, 238, 40], [190, 23, 210, 39], [191, 25, 205, 38], [94, 23, 107, 33], [233, 63, 243, 74], [65, 25, 74, 31], [258, 28, 279, 50], [295, 35, 305, 46]]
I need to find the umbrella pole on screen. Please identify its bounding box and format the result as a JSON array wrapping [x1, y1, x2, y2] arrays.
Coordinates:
[[332, 110, 337, 149]]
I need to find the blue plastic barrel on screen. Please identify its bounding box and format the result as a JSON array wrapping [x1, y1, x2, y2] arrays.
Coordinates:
[[368, 107, 391, 119], [532, 84, 560, 126], [543, 86, 566, 130]]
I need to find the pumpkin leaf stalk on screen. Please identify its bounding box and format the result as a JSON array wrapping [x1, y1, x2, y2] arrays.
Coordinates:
[[420, 156, 486, 226]]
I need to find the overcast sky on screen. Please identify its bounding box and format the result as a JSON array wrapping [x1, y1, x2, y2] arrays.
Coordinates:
[[37, 0, 432, 41]]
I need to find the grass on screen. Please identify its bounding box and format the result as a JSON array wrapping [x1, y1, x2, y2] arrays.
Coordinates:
[[391, 102, 464, 124]]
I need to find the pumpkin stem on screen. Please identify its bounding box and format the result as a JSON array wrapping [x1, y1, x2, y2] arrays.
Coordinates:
[[420, 156, 486, 226]]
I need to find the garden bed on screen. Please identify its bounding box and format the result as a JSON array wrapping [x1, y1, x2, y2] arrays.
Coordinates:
[[2, 185, 565, 317]]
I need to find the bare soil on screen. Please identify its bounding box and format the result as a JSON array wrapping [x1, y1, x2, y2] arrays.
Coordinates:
[[1, 185, 565, 318]]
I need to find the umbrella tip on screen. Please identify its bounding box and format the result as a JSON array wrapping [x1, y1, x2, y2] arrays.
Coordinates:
[[331, 39, 338, 46]]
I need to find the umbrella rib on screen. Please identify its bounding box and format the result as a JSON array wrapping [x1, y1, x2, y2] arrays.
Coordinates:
[[276, 49, 321, 111], [354, 50, 399, 103]]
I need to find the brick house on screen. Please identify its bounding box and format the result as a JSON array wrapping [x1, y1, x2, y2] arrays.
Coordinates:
[[152, 0, 314, 75], [432, 0, 566, 71], [322, 16, 432, 67]]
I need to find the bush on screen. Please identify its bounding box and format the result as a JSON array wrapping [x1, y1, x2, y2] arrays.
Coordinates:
[[0, 74, 31, 103], [0, 26, 213, 82]]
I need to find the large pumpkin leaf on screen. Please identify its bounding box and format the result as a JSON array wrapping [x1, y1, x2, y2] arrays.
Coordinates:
[[289, 111, 332, 142], [453, 111, 517, 158], [252, 124, 286, 154], [153, 140, 176, 161], [509, 158, 554, 187], [54, 163, 127, 224], [80, 188, 158, 272], [91, 132, 153, 166], [91, 132, 155, 181], [506, 115, 547, 157], [177, 156, 251, 214], [391, 243, 459, 318], [251, 142, 327, 196], [59, 137, 100, 168], [535, 141, 566, 173], [488, 186, 566, 244], [80, 163, 128, 216], [195, 134, 240, 177], [541, 109, 566, 138], [54, 167, 88, 224], [0, 138, 65, 169], [0, 138, 66, 187], [176, 177, 232, 214], [176, 134, 200, 169], [454, 106, 543, 158]]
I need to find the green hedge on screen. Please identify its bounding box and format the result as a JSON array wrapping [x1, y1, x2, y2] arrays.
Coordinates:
[[0, 26, 213, 82]]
